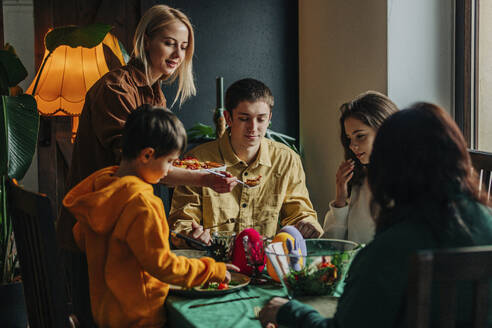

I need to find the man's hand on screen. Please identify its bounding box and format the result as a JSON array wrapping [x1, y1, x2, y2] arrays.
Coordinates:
[[295, 219, 322, 238], [187, 221, 212, 245], [202, 170, 237, 193], [259, 297, 289, 327]]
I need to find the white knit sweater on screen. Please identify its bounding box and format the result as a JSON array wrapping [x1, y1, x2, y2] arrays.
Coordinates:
[[322, 178, 375, 244]]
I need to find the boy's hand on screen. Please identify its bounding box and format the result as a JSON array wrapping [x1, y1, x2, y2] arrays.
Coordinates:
[[223, 264, 240, 283], [188, 221, 211, 246], [203, 171, 237, 193]]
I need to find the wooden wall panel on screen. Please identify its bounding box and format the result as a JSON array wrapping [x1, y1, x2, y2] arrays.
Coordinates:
[[0, 0, 4, 47]]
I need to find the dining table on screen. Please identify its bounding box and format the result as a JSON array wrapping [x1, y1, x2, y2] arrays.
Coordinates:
[[165, 283, 339, 328]]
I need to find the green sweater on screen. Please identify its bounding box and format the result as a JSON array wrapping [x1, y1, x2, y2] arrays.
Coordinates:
[[277, 198, 492, 328]]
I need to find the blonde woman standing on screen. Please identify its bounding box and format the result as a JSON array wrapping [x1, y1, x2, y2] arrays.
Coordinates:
[[60, 4, 236, 248], [57, 5, 235, 326]]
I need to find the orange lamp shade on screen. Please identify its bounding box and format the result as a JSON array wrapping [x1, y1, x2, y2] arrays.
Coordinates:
[[26, 33, 124, 117]]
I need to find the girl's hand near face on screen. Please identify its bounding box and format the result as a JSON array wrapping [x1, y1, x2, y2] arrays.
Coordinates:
[[334, 160, 355, 208]]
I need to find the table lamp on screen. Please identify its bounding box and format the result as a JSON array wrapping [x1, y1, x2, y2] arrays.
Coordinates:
[[26, 30, 126, 140]]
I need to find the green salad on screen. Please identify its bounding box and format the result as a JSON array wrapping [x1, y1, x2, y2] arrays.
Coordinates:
[[285, 253, 350, 297], [200, 280, 241, 291]]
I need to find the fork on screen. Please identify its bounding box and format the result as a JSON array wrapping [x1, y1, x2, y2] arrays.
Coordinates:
[[182, 218, 236, 232]]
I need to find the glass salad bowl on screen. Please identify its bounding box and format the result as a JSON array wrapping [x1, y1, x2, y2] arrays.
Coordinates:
[[265, 238, 361, 297]]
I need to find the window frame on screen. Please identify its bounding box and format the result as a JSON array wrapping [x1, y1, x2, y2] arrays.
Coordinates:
[[455, 0, 479, 148]]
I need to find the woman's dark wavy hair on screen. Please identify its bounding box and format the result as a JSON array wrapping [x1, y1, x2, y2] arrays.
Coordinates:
[[368, 102, 487, 236], [122, 104, 187, 159], [339, 91, 398, 193]]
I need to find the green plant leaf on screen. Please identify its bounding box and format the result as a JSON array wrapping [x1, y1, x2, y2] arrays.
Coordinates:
[[266, 129, 299, 153], [185, 123, 299, 153], [0, 94, 39, 180], [0, 49, 28, 89], [187, 123, 216, 142], [45, 23, 113, 52]]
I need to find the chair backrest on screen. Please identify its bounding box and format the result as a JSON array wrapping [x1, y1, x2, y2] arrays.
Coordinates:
[[8, 181, 74, 328], [407, 245, 492, 328], [469, 149, 492, 202]]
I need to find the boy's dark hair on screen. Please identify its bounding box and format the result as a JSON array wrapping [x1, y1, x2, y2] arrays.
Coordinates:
[[122, 104, 187, 159], [225, 78, 274, 113]]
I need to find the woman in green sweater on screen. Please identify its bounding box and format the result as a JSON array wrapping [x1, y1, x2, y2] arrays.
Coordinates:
[[259, 103, 492, 328]]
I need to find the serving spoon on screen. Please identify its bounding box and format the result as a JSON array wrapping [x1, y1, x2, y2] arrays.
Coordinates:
[[203, 169, 259, 188]]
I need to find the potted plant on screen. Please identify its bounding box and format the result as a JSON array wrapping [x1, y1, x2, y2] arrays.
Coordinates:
[[0, 23, 116, 326], [0, 43, 39, 327]]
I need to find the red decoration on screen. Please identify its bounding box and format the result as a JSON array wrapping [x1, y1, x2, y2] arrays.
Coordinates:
[[231, 228, 266, 276]]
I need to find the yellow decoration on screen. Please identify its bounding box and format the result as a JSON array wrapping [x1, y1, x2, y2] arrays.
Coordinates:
[[266, 232, 304, 282]]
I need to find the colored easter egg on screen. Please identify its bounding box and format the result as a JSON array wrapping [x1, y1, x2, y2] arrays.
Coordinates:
[[231, 228, 265, 276]]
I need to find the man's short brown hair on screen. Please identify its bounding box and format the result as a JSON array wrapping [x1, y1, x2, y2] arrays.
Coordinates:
[[225, 78, 274, 113]]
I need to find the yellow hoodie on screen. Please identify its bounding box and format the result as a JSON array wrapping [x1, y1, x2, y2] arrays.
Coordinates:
[[63, 166, 226, 328]]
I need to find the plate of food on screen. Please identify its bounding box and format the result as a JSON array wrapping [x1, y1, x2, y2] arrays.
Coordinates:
[[168, 272, 250, 297], [244, 175, 262, 187], [173, 156, 225, 172], [173, 249, 207, 259]]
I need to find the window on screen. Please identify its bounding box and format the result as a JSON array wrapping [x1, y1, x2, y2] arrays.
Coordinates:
[[456, 0, 492, 152], [477, 1, 492, 152]]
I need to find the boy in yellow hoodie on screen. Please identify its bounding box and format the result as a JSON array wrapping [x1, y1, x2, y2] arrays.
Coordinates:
[[63, 105, 236, 328]]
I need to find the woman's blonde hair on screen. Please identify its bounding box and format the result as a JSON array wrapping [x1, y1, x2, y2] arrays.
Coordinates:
[[133, 5, 196, 107]]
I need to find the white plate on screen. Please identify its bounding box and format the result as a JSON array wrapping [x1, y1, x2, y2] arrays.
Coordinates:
[[169, 272, 251, 297]]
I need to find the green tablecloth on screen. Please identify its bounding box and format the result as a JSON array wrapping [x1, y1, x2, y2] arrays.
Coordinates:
[[165, 284, 338, 328], [166, 284, 286, 328]]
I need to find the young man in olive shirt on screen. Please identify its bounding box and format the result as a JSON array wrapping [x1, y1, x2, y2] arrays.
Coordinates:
[[169, 78, 322, 246]]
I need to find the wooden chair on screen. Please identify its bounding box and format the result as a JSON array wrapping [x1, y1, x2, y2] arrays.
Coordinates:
[[469, 149, 492, 202], [8, 180, 78, 328], [407, 245, 492, 328]]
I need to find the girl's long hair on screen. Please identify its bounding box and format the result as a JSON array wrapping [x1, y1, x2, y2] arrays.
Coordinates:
[[339, 91, 398, 194]]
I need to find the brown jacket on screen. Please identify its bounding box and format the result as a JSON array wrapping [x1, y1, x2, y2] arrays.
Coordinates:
[[58, 59, 166, 249]]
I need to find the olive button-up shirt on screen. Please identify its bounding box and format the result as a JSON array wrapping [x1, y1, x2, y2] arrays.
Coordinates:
[[169, 134, 322, 245]]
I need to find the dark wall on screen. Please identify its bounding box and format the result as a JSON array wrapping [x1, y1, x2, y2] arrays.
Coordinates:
[[0, 0, 4, 47], [146, 0, 299, 140]]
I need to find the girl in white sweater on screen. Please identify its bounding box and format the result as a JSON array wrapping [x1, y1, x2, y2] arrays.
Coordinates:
[[323, 91, 398, 244]]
